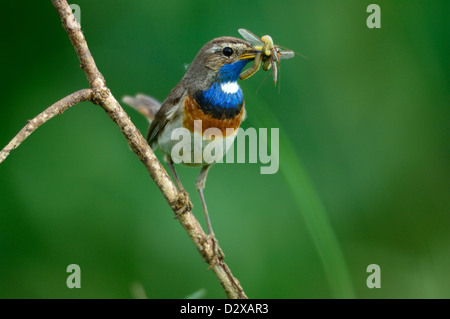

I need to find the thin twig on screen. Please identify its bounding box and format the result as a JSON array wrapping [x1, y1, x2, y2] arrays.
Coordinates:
[[0, 0, 247, 299], [0, 89, 92, 164]]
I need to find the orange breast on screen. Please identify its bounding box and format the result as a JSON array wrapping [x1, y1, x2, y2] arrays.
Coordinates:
[[183, 94, 245, 139]]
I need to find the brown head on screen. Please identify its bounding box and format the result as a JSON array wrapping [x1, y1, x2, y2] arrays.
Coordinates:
[[182, 37, 257, 92]]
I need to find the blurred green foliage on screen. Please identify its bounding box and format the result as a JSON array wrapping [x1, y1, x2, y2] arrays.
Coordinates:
[[0, 0, 448, 298]]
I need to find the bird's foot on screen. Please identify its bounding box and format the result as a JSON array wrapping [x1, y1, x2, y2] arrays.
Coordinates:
[[205, 232, 225, 269], [173, 190, 193, 218]]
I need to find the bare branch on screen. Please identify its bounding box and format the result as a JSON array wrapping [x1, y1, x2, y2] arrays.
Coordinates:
[[2, 0, 248, 298], [52, 1, 103, 88], [0, 89, 92, 164]]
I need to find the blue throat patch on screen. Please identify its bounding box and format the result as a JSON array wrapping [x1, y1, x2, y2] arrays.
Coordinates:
[[217, 59, 250, 82], [196, 59, 251, 119]]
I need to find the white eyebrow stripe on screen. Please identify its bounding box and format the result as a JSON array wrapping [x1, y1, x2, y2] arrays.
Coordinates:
[[220, 81, 239, 94], [206, 45, 221, 54]]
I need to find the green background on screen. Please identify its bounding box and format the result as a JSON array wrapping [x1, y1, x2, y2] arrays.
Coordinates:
[[0, 0, 448, 298]]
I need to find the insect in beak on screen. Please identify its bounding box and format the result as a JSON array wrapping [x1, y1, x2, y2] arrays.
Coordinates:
[[239, 50, 262, 80], [237, 28, 295, 85]]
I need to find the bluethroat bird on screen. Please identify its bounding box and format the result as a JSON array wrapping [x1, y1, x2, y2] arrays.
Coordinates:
[[123, 36, 258, 237]]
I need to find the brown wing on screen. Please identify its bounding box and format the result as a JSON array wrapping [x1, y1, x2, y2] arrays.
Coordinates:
[[146, 82, 187, 149]]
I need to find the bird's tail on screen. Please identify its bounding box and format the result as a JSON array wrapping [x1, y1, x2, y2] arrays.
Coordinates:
[[122, 94, 162, 122]]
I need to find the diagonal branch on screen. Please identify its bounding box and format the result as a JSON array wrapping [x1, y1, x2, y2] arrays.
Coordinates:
[[0, 0, 247, 299], [0, 89, 92, 164]]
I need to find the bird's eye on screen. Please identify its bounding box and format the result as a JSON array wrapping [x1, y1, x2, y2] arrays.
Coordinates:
[[222, 47, 233, 57]]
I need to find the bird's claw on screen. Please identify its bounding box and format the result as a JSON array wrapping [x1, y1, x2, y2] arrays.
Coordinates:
[[173, 190, 193, 218], [205, 232, 225, 269]]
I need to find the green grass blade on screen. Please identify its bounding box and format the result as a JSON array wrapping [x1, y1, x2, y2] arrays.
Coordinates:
[[249, 95, 355, 298]]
